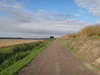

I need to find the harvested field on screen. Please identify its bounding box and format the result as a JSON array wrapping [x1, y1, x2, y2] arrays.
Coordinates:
[[0, 39, 42, 48]]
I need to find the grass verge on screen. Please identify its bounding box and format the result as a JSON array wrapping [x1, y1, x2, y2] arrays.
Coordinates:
[[0, 41, 44, 72], [66, 45, 100, 70], [72, 51, 100, 70], [0, 40, 53, 75], [58, 39, 100, 70]]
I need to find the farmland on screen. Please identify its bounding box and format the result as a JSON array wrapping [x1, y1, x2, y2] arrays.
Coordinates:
[[0, 39, 42, 48]]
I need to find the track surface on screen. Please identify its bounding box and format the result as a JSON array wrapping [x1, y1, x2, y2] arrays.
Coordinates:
[[18, 40, 97, 75]]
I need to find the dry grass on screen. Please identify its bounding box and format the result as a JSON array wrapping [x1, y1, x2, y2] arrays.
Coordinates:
[[79, 25, 100, 37], [61, 24, 100, 39], [0, 39, 43, 48], [61, 33, 77, 39]]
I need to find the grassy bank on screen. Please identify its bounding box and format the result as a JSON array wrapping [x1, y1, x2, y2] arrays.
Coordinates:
[[0, 40, 53, 75], [59, 38, 100, 70]]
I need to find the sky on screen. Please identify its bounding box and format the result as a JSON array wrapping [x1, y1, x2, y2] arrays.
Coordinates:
[[0, 0, 100, 38]]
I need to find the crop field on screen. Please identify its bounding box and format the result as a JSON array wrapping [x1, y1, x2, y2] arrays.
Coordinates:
[[0, 39, 42, 48]]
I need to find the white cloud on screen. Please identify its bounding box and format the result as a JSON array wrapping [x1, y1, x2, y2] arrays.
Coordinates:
[[0, 0, 23, 9], [75, 0, 100, 16], [0, 16, 89, 37], [0, 0, 90, 38]]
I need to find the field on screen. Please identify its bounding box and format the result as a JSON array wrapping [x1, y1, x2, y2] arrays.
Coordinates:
[[0, 39, 42, 48]]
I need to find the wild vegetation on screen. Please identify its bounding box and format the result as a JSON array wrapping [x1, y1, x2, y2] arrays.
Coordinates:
[[0, 40, 52, 75], [61, 24, 100, 39]]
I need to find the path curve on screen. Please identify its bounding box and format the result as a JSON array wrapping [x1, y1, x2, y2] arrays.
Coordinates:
[[18, 40, 98, 75]]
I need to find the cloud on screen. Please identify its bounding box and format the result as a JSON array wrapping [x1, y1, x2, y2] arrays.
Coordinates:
[[75, 0, 100, 16], [0, 16, 89, 36], [0, 0, 90, 38], [37, 10, 75, 19], [0, 0, 23, 9]]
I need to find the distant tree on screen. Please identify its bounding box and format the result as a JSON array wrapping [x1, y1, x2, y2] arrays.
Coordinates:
[[50, 36, 54, 39]]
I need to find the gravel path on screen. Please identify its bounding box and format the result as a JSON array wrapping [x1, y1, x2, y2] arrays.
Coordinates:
[[18, 40, 98, 75]]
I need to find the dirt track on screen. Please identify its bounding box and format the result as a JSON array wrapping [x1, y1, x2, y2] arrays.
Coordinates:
[[18, 40, 98, 75]]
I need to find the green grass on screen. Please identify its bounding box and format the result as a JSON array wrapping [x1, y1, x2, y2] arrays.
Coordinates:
[[0, 41, 44, 72], [86, 36, 100, 39], [0, 40, 53, 75]]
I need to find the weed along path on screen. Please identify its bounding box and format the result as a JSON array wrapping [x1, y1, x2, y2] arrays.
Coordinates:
[[18, 40, 98, 75]]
